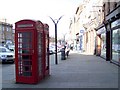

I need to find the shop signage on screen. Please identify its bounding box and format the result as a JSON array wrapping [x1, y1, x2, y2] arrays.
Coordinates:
[[111, 19, 120, 28], [97, 27, 106, 35], [80, 30, 84, 33], [79, 30, 84, 35]]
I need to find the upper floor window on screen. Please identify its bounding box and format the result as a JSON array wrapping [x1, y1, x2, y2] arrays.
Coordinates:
[[102, 4, 105, 20], [2, 26, 4, 31], [108, 2, 110, 13], [6, 27, 9, 31], [114, 2, 117, 8]]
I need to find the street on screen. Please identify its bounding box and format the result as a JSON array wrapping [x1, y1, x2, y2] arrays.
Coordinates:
[[1, 51, 119, 88], [0, 0, 120, 89], [1, 53, 61, 88]]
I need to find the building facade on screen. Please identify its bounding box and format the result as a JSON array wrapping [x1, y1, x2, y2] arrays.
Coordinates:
[[96, 1, 120, 65], [69, 16, 77, 48], [0, 21, 13, 45], [69, 0, 120, 66], [81, 0, 103, 54], [69, 0, 104, 54]]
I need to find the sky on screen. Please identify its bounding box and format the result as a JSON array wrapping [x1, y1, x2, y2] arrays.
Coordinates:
[[0, 0, 83, 38]]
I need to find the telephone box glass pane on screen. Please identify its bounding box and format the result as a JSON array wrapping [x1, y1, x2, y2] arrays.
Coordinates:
[[17, 32, 33, 76]]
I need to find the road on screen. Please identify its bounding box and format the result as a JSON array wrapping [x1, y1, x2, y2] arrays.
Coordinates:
[[1, 53, 60, 87]]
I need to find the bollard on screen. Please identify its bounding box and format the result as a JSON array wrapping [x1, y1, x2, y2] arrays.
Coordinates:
[[61, 48, 66, 60]]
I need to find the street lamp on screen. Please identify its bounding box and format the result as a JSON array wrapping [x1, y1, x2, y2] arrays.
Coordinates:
[[49, 15, 64, 64]]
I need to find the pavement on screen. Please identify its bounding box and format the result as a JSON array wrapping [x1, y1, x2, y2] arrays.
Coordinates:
[[1, 50, 119, 89]]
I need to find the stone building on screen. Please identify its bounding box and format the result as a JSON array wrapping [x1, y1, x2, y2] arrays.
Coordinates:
[[96, 1, 120, 66], [69, 0, 104, 54], [0, 20, 13, 45], [69, 0, 120, 66]]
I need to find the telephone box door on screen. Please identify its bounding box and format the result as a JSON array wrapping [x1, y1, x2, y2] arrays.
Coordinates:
[[15, 30, 36, 84]]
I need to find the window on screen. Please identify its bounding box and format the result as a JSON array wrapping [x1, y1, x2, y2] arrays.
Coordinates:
[[114, 2, 117, 8], [6, 27, 9, 31], [101, 33, 106, 58], [102, 4, 105, 20], [112, 29, 120, 62], [108, 2, 110, 13], [2, 26, 4, 31]]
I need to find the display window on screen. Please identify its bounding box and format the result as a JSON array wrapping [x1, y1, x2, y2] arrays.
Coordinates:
[[112, 29, 120, 62], [101, 33, 106, 58]]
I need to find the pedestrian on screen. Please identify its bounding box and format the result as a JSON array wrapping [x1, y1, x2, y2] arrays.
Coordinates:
[[70, 44, 73, 50], [66, 47, 70, 58]]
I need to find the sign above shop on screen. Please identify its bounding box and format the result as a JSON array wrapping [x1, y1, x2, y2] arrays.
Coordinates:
[[111, 19, 120, 28], [97, 27, 106, 35]]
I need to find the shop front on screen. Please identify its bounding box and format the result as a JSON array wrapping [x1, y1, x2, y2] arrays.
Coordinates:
[[111, 19, 120, 65], [96, 26, 106, 59], [101, 29, 106, 59]]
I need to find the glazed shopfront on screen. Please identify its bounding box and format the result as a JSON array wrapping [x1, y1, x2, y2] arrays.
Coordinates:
[[96, 6, 120, 66], [111, 19, 120, 65], [96, 25, 107, 59], [96, 21, 120, 65], [106, 5, 120, 66]]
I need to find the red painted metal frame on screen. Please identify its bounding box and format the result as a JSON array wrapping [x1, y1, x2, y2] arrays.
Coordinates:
[[43, 24, 49, 77], [36, 20, 44, 81], [15, 19, 45, 84]]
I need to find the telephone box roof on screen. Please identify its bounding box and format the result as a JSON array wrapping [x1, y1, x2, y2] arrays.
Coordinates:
[[15, 19, 43, 25]]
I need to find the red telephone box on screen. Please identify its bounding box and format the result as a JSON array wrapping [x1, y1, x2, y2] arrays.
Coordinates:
[[43, 24, 49, 77], [15, 19, 48, 84]]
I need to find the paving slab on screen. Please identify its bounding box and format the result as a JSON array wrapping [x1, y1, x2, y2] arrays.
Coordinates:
[[2, 51, 119, 88]]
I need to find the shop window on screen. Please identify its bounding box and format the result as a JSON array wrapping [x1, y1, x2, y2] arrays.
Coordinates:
[[112, 29, 120, 62], [101, 33, 106, 58], [114, 2, 117, 8]]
